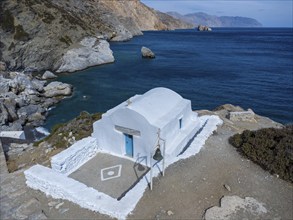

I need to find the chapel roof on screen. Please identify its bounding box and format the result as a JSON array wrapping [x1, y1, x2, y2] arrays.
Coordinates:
[[127, 87, 186, 128], [104, 87, 188, 128]]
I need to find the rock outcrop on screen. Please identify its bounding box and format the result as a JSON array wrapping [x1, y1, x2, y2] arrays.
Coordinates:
[[0, 0, 191, 72], [42, 71, 57, 80], [56, 38, 114, 73], [0, 71, 72, 131], [197, 25, 212, 31], [43, 82, 72, 98], [141, 46, 155, 59]]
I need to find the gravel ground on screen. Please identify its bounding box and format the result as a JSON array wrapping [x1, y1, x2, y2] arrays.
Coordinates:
[[1, 110, 292, 219]]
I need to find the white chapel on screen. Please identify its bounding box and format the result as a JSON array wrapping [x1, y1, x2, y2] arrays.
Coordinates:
[[92, 87, 199, 165]]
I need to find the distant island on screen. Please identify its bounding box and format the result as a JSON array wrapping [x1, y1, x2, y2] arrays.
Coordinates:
[[167, 11, 262, 27]]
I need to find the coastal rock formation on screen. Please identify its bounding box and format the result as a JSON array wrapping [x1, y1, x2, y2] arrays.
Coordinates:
[[0, 0, 191, 72], [141, 46, 155, 58], [0, 71, 72, 131], [197, 25, 212, 31], [167, 12, 262, 28], [43, 82, 72, 98], [56, 38, 114, 73], [42, 71, 57, 80]]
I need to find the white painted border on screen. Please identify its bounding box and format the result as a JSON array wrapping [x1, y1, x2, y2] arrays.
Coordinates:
[[51, 137, 98, 175], [101, 164, 122, 181], [0, 131, 25, 139]]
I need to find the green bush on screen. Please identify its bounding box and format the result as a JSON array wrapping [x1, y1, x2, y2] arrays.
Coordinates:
[[35, 111, 102, 148], [229, 125, 293, 183]]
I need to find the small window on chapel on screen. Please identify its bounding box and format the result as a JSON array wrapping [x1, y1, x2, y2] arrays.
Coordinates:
[[179, 118, 183, 129]]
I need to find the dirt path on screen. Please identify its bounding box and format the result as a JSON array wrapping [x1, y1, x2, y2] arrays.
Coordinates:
[[1, 110, 292, 219], [129, 111, 292, 219]]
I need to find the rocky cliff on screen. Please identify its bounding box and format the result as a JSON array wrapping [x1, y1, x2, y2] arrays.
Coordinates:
[[167, 12, 262, 28], [0, 0, 191, 72]]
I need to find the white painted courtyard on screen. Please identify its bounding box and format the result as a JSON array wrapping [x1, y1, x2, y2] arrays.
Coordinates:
[[24, 88, 222, 219]]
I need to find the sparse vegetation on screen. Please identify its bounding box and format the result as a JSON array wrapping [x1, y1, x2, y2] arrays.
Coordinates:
[[34, 111, 102, 148], [1, 10, 15, 32], [229, 125, 293, 183], [59, 35, 73, 46], [14, 25, 30, 41], [61, 13, 86, 30], [42, 12, 55, 24]]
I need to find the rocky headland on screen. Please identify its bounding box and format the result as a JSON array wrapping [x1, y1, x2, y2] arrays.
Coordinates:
[[0, 0, 192, 73]]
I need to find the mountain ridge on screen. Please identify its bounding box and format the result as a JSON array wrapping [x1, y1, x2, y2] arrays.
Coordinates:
[[167, 11, 262, 27]]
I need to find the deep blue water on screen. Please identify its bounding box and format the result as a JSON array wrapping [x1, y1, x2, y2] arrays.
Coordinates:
[[45, 28, 293, 129]]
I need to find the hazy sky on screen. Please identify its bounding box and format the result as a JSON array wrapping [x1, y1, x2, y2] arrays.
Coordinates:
[[141, 0, 293, 27]]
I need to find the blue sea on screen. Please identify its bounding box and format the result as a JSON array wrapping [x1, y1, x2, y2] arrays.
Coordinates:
[[44, 28, 293, 129]]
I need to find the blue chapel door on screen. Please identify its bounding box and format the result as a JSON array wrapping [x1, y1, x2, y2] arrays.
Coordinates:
[[125, 134, 133, 157]]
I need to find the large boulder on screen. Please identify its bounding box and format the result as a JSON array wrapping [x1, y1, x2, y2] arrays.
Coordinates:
[[17, 104, 45, 119], [43, 81, 72, 97], [27, 112, 46, 126], [56, 38, 115, 73], [31, 79, 46, 92], [6, 119, 23, 131], [141, 46, 155, 59], [9, 72, 34, 94], [14, 94, 30, 108], [41, 98, 59, 109], [42, 71, 57, 80]]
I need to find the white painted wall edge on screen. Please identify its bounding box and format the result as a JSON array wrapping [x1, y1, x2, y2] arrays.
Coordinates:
[[51, 137, 99, 175], [0, 131, 26, 139]]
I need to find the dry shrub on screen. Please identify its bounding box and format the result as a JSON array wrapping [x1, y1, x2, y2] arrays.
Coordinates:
[[229, 125, 293, 183]]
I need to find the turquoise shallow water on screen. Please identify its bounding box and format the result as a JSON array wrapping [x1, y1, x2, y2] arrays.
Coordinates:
[[44, 28, 293, 129]]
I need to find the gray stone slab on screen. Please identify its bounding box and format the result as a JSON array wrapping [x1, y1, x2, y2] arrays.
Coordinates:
[[69, 153, 149, 200]]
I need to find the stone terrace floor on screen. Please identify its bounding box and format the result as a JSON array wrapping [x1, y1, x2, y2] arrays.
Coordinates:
[[69, 153, 150, 200]]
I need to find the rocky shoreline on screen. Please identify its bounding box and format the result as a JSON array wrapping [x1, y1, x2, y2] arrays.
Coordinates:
[[0, 0, 191, 73], [0, 69, 72, 132]]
